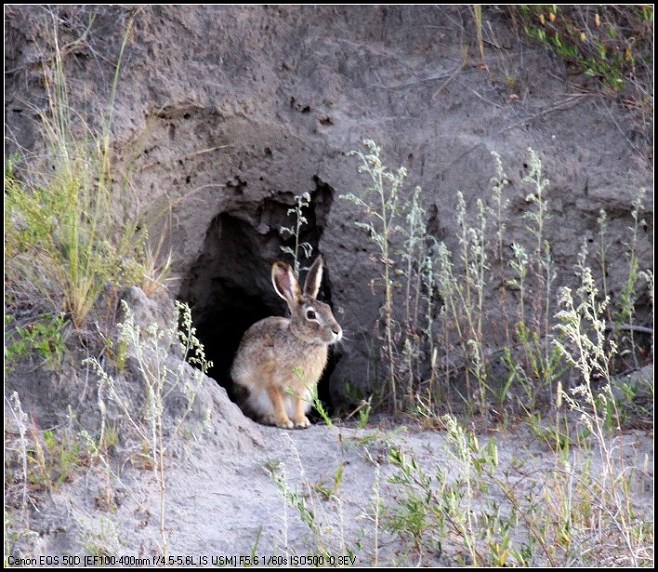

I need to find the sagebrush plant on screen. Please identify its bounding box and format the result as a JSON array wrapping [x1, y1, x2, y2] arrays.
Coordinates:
[[83, 300, 212, 557], [638, 268, 654, 357], [342, 140, 409, 411], [490, 151, 509, 265], [551, 250, 650, 566], [342, 141, 448, 413], [494, 149, 559, 413], [400, 186, 432, 404], [593, 205, 653, 370], [439, 190, 491, 413], [520, 148, 554, 339], [5, 393, 30, 531], [279, 192, 314, 274], [346, 140, 651, 420], [615, 188, 648, 370], [343, 142, 505, 413]]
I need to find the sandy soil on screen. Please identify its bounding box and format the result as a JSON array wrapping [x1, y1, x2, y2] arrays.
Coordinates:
[[7, 402, 652, 567]]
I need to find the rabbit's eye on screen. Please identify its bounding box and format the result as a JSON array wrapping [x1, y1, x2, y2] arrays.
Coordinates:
[[306, 309, 317, 321]]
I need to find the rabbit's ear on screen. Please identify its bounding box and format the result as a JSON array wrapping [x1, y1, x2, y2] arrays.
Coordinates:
[[303, 255, 323, 299], [272, 261, 301, 304]]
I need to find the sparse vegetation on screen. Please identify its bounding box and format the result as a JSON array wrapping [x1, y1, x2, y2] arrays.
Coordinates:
[[4, 13, 145, 332], [345, 140, 651, 422], [4, 9, 172, 342], [335, 138, 652, 565], [266, 437, 356, 560], [83, 300, 212, 557], [383, 405, 651, 565], [511, 5, 653, 146], [516, 5, 653, 94], [4, 11, 188, 557], [341, 142, 470, 414]]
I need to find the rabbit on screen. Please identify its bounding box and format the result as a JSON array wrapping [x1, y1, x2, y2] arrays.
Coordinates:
[[231, 255, 342, 428]]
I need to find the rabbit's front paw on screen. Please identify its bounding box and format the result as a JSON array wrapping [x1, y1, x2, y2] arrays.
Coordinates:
[[263, 413, 294, 429], [293, 415, 311, 429], [275, 416, 294, 429]]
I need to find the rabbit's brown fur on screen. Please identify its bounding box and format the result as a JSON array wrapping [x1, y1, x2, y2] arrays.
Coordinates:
[[231, 256, 342, 428]]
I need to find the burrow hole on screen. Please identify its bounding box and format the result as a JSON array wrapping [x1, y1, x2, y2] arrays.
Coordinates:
[[178, 180, 342, 417]]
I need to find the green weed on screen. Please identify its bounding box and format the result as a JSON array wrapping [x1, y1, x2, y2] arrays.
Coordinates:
[[312, 463, 345, 501], [266, 444, 353, 559], [307, 376, 333, 429], [4, 12, 169, 332], [25, 424, 88, 492], [501, 322, 569, 411], [5, 314, 68, 372], [517, 5, 653, 93]]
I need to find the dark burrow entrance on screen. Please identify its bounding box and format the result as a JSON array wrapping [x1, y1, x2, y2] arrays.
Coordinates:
[[178, 181, 342, 418]]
